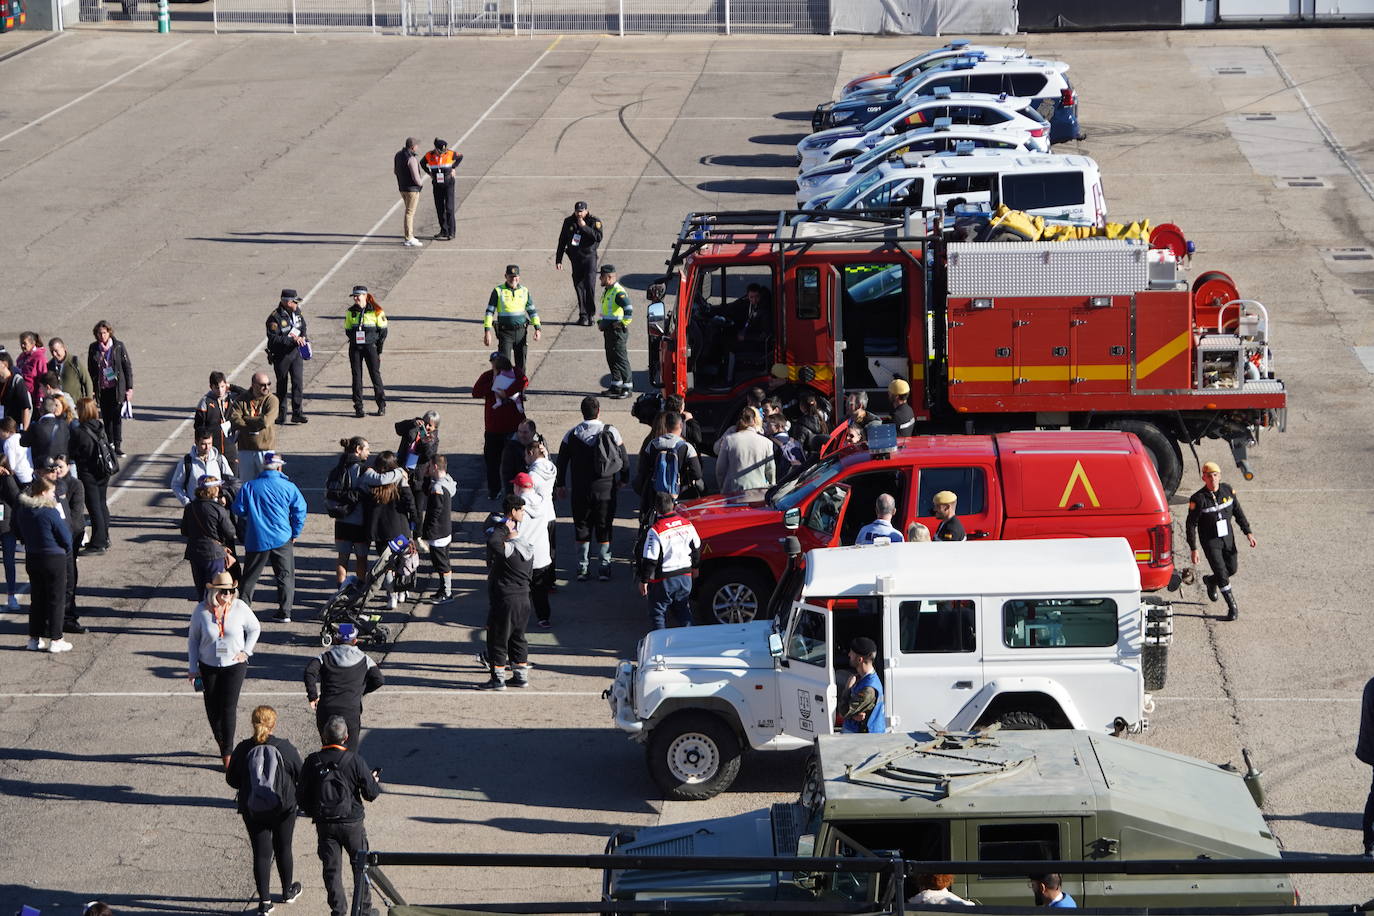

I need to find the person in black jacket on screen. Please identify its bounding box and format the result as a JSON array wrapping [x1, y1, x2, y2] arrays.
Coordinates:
[[360, 452, 415, 610], [195, 372, 243, 475], [225, 705, 304, 915], [68, 397, 115, 555], [87, 320, 134, 457], [265, 289, 309, 426], [299, 715, 381, 916], [20, 394, 71, 470], [554, 201, 604, 326], [304, 623, 384, 753], [0, 454, 22, 611], [1186, 461, 1256, 622], [181, 475, 238, 602], [394, 410, 440, 527], [51, 456, 87, 635], [16, 477, 72, 652], [480, 495, 535, 690], [419, 456, 456, 603]]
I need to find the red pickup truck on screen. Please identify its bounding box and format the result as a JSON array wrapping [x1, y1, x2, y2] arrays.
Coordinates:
[[684, 430, 1175, 622]]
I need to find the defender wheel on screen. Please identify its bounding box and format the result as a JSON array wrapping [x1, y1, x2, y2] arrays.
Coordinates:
[[1103, 419, 1183, 499], [696, 566, 774, 624], [1143, 643, 1169, 691], [647, 712, 742, 801], [799, 750, 823, 809], [998, 710, 1049, 730]]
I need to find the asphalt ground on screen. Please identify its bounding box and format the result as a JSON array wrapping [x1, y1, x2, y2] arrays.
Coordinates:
[[0, 24, 1372, 914]]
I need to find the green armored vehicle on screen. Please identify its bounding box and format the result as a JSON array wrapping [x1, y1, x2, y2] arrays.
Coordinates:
[[606, 729, 1294, 908]]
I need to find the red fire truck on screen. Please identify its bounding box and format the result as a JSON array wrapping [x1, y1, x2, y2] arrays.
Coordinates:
[[636, 211, 1286, 497]]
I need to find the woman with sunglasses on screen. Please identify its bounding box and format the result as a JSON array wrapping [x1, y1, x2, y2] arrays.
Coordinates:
[[187, 571, 261, 769]]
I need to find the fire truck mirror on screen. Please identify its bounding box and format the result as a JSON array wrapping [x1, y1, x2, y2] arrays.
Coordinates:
[[647, 300, 667, 337]]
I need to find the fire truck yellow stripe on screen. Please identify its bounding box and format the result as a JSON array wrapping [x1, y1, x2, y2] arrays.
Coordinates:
[[949, 332, 1191, 383]]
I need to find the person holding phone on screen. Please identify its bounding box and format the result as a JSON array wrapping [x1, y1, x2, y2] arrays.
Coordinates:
[[300, 715, 382, 916]]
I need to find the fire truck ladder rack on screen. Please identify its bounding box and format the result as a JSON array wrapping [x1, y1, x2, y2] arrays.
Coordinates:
[[666, 209, 939, 274]]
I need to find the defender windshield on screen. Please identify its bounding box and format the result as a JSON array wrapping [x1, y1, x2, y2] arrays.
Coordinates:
[[770, 454, 845, 510]]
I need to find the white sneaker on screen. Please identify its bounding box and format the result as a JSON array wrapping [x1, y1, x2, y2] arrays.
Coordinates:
[[404, 237, 423, 248], [48, 638, 74, 653], [388, 594, 399, 610]]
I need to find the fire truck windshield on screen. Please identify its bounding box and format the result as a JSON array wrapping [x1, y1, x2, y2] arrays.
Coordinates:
[[770, 453, 846, 511]]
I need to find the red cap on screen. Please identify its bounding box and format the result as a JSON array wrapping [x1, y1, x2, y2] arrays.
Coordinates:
[[511, 472, 535, 490]]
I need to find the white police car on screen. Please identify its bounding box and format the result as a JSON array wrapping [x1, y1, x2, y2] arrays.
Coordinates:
[[797, 87, 1050, 173], [796, 120, 1043, 208], [838, 40, 1028, 98], [815, 57, 1082, 145]]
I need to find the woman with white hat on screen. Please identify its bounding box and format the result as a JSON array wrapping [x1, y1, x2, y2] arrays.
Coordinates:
[[187, 571, 261, 769]]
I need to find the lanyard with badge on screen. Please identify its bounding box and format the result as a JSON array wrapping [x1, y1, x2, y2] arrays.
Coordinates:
[[212, 600, 233, 662], [101, 345, 117, 384], [1210, 489, 1230, 538]]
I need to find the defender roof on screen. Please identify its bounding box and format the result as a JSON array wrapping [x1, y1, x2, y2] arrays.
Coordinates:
[[816, 730, 1280, 859], [801, 537, 1137, 599]]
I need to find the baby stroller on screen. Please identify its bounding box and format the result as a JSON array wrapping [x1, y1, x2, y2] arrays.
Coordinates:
[[318, 534, 415, 647]]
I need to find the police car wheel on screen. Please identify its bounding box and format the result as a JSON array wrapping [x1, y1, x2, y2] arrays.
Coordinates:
[[697, 567, 773, 625], [647, 712, 742, 801]]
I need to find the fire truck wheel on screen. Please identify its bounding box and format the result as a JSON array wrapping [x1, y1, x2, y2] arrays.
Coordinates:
[[997, 710, 1049, 730], [697, 566, 774, 624], [1104, 419, 1182, 498], [647, 712, 742, 800]]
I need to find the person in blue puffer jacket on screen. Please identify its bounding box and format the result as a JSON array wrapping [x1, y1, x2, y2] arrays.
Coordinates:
[[16, 477, 73, 653], [232, 451, 307, 623]]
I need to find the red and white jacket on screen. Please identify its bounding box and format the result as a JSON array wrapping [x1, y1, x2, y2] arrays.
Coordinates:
[[637, 512, 701, 583]]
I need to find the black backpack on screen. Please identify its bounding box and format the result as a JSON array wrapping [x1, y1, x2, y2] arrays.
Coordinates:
[[324, 460, 360, 519], [307, 754, 355, 821], [94, 431, 120, 480], [244, 742, 289, 817], [591, 426, 623, 479]]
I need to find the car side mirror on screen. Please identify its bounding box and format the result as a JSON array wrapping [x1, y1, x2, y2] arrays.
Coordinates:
[[647, 300, 667, 338], [783, 507, 801, 530], [768, 632, 784, 658]]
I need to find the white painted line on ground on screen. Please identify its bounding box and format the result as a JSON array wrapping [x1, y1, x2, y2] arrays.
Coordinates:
[[1265, 46, 1374, 204], [0, 39, 192, 145], [0, 689, 605, 699], [106, 38, 564, 507], [1155, 696, 1360, 703]]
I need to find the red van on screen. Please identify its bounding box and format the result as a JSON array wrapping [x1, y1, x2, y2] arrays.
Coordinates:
[[684, 430, 1174, 622]]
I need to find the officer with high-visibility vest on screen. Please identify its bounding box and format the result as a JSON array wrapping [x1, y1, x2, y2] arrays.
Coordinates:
[[483, 265, 541, 375], [597, 264, 634, 399], [422, 138, 463, 241], [344, 285, 389, 418]]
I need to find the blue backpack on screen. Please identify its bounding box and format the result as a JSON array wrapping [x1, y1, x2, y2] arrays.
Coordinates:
[[651, 443, 681, 498]]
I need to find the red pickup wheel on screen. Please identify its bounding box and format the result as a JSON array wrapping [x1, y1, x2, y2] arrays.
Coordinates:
[[696, 566, 774, 624]]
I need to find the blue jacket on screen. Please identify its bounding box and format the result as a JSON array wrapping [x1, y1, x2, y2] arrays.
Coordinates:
[[233, 469, 307, 552], [16, 492, 73, 555]]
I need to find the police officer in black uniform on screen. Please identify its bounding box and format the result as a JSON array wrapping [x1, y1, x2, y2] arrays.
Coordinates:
[[266, 289, 309, 425], [1186, 460, 1256, 621], [555, 201, 604, 326], [422, 138, 462, 241]]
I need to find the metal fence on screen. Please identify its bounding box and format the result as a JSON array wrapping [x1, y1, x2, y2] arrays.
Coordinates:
[[191, 0, 830, 33]]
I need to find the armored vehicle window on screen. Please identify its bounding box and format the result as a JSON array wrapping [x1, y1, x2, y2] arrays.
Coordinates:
[[1001, 171, 1085, 212], [977, 822, 1060, 864], [1002, 598, 1119, 648], [787, 608, 828, 667], [899, 599, 976, 653], [827, 820, 950, 903], [917, 466, 987, 515]]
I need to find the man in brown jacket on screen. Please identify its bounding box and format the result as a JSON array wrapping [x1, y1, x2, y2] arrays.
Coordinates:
[[229, 372, 279, 480]]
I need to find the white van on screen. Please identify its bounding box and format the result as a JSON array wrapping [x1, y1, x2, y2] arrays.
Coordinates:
[[807, 149, 1107, 226]]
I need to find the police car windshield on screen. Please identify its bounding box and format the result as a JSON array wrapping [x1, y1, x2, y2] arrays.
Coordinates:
[[770, 454, 845, 511], [829, 169, 888, 209]]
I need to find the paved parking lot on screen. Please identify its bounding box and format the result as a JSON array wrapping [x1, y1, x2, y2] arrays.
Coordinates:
[[1, 24, 1373, 913]]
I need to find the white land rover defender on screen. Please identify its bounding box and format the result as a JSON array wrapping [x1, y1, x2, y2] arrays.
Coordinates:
[[606, 537, 1171, 800]]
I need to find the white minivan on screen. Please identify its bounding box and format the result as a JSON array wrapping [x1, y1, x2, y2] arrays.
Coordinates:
[[806, 149, 1107, 226]]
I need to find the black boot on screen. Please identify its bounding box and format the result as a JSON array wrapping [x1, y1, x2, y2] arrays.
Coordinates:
[[1203, 574, 1218, 602], [1222, 590, 1239, 621], [510, 666, 529, 688], [477, 668, 506, 690]]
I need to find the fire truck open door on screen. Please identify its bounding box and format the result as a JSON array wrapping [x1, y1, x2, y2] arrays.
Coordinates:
[[832, 260, 920, 415]]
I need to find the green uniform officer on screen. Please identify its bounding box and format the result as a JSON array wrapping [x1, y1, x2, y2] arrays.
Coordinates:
[[597, 264, 634, 399], [483, 264, 541, 375]]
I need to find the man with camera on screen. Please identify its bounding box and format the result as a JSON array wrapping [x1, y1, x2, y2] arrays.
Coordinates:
[[300, 715, 382, 916]]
